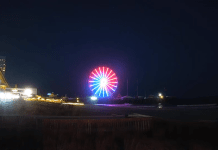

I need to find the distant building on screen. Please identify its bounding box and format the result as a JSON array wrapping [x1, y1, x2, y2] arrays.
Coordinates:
[[49, 92, 58, 98], [148, 95, 155, 99], [137, 96, 144, 99], [121, 96, 134, 100], [0, 56, 6, 75], [117, 94, 122, 99], [5, 88, 37, 97]]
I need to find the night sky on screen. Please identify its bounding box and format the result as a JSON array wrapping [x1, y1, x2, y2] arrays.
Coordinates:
[[1, 0, 218, 98]]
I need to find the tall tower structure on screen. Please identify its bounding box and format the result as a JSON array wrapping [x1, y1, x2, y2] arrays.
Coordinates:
[[0, 56, 6, 75], [0, 56, 9, 90]]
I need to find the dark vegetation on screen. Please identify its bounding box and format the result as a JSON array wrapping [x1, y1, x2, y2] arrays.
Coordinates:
[[0, 116, 218, 150], [0, 99, 218, 149]]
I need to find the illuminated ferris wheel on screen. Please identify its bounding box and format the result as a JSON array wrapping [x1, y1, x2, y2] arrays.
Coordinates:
[[88, 67, 118, 97]]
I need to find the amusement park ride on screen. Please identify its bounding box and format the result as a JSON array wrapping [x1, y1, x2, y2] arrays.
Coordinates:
[[0, 69, 9, 90], [0, 65, 118, 105], [0, 67, 84, 105], [89, 66, 118, 98]]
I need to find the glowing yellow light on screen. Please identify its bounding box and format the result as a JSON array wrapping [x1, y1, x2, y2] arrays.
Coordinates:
[[62, 102, 84, 106], [12, 89, 18, 92]]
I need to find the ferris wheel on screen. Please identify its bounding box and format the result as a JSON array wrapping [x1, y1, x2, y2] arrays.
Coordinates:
[[88, 67, 118, 97]]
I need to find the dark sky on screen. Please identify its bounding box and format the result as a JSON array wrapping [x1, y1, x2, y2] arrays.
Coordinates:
[[1, 0, 218, 98]]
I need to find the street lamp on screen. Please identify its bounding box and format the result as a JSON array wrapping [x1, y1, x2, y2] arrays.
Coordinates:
[[158, 93, 164, 101]]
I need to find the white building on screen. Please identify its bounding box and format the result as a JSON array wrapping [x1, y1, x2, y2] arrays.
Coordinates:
[[5, 88, 37, 97]]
